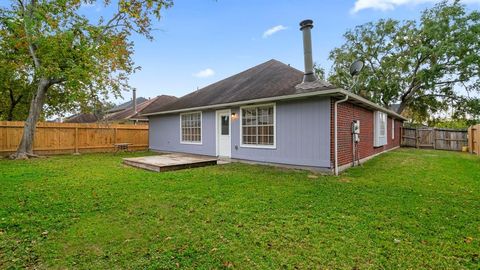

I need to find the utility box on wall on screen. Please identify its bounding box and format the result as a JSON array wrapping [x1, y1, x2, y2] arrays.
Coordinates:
[[352, 120, 360, 142]]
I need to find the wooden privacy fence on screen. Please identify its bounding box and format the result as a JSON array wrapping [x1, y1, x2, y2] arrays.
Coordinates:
[[0, 121, 148, 156], [468, 124, 479, 156], [401, 127, 468, 151]]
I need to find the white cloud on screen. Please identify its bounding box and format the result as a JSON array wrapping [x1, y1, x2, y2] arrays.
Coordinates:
[[80, 2, 102, 12], [351, 0, 480, 13], [262, 25, 287, 38], [193, 68, 215, 78], [81, 2, 95, 8]]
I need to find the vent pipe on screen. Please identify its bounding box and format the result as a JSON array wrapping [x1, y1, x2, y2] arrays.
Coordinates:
[[132, 89, 137, 113], [299, 19, 317, 83]]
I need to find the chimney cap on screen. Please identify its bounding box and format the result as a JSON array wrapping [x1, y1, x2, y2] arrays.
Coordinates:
[[299, 19, 314, 30]]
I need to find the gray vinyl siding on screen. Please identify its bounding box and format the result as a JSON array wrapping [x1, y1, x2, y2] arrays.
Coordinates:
[[231, 97, 330, 168], [148, 111, 216, 156], [148, 97, 331, 168]]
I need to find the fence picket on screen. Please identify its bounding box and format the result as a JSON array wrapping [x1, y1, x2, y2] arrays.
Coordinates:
[[401, 127, 467, 151], [0, 121, 148, 155], [468, 125, 479, 155]]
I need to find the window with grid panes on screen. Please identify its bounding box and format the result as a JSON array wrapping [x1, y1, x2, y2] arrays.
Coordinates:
[[241, 105, 274, 146], [180, 112, 201, 143]]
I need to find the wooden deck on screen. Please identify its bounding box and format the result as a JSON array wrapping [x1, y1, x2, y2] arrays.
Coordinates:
[[123, 153, 218, 172]]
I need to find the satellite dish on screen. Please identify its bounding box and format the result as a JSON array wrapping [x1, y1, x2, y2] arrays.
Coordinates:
[[349, 60, 364, 77]]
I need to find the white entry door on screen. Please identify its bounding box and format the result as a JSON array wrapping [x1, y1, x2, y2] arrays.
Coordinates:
[[216, 110, 231, 157]]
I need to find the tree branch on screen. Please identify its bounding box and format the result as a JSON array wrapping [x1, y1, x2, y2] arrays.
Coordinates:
[[49, 77, 66, 85], [435, 79, 463, 85], [400, 54, 427, 102], [16, 0, 24, 10], [21, 0, 41, 69], [416, 93, 455, 99]]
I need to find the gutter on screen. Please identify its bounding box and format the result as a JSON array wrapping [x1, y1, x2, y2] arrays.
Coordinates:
[[334, 95, 349, 176], [141, 88, 342, 116], [140, 88, 407, 121]]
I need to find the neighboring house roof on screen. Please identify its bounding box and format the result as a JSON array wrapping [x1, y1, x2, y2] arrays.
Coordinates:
[[106, 97, 148, 113], [105, 95, 177, 122], [64, 113, 99, 123], [130, 95, 178, 120], [141, 59, 407, 121]]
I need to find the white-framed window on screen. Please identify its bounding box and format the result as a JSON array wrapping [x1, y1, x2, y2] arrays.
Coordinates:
[[180, 112, 202, 144], [392, 118, 395, 140], [240, 103, 276, 148], [374, 111, 387, 147]]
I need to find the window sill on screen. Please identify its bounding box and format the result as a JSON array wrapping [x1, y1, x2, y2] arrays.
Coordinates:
[[180, 141, 203, 145], [240, 144, 276, 149]]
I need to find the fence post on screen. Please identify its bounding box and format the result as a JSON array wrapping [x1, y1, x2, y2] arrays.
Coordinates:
[[433, 128, 436, 149], [114, 127, 117, 149], [415, 128, 419, 148], [468, 127, 472, 154], [74, 127, 80, 155]]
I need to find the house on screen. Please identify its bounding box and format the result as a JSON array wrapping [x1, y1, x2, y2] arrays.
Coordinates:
[[105, 92, 177, 124], [64, 113, 99, 123], [105, 95, 148, 115], [62, 94, 177, 124], [141, 20, 407, 174]]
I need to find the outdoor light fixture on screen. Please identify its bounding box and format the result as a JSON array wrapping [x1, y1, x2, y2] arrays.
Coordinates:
[[231, 112, 238, 120]]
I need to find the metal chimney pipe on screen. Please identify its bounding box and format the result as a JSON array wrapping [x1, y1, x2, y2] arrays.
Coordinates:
[[132, 89, 137, 113], [299, 19, 317, 83]]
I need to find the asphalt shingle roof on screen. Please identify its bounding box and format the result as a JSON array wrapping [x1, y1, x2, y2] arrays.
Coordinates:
[[107, 97, 148, 113], [64, 113, 99, 123], [141, 59, 334, 114]]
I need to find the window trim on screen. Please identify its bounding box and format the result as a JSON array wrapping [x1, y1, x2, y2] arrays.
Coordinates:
[[239, 103, 276, 149], [179, 111, 203, 145], [374, 111, 387, 147]]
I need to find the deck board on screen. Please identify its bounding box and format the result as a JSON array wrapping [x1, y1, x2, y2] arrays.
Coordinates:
[[123, 153, 218, 172]]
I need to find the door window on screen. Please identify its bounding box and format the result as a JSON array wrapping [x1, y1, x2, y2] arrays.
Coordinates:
[[221, 116, 229, 135]]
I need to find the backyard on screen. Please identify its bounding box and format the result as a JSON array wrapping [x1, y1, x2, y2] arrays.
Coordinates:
[[0, 149, 479, 269]]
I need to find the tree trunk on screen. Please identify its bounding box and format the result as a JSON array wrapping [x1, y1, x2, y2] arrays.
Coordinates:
[[8, 88, 23, 121], [7, 105, 15, 121], [8, 88, 15, 121], [7, 98, 18, 121], [11, 78, 50, 159]]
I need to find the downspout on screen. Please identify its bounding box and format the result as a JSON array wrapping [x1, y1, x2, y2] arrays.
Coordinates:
[[334, 95, 349, 176]]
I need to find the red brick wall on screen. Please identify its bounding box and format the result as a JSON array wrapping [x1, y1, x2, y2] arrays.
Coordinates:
[[330, 98, 403, 167]]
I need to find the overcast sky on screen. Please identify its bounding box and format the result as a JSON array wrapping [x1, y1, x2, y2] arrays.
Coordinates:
[[81, 0, 480, 104]]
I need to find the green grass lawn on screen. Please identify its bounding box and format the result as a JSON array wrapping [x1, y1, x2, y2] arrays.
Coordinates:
[[0, 149, 479, 269]]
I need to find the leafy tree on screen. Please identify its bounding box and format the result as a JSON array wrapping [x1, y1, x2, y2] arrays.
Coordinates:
[[0, 26, 33, 121], [69, 97, 116, 120], [0, 0, 172, 159], [428, 118, 477, 129], [0, 63, 32, 121], [313, 62, 326, 81], [329, 0, 480, 122]]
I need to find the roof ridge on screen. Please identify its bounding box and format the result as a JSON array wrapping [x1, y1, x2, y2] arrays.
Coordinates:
[[175, 59, 302, 101]]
